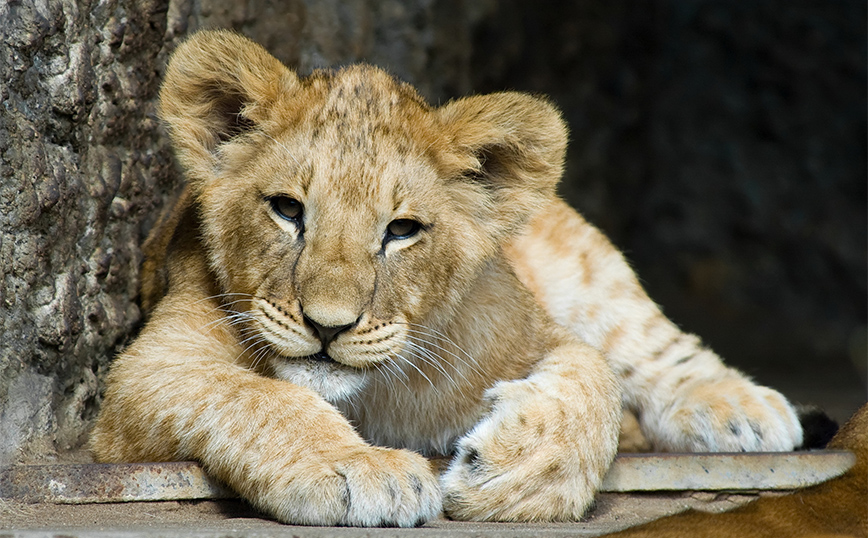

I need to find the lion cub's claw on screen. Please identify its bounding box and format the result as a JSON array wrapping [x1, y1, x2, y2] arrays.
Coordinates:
[[648, 378, 803, 452], [441, 378, 616, 522], [336, 448, 441, 527], [266, 447, 441, 527]]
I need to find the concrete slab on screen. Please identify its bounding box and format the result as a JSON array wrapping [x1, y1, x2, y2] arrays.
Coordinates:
[[0, 492, 764, 538], [600, 450, 855, 491], [1, 451, 852, 537], [1, 452, 853, 504]]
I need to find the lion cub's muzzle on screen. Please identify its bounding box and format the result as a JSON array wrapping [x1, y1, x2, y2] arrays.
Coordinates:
[[252, 295, 408, 401], [251, 295, 407, 368]]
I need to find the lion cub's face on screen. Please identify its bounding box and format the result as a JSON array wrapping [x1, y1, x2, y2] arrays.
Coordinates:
[[199, 70, 491, 401], [158, 32, 566, 402]]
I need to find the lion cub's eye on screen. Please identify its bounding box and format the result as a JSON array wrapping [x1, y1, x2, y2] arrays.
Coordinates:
[[269, 196, 303, 222], [385, 219, 421, 241]]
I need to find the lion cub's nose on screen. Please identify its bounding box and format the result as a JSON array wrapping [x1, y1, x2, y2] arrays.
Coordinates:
[[303, 315, 354, 348]]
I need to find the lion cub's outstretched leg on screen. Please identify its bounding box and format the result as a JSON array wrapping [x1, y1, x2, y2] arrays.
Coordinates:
[[91, 289, 440, 527], [441, 331, 621, 521], [507, 199, 803, 452]]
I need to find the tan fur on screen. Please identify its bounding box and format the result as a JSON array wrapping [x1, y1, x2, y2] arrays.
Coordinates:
[[91, 30, 802, 526], [602, 404, 868, 538]]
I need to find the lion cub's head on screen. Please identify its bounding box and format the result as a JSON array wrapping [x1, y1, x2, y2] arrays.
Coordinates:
[[159, 30, 567, 402]]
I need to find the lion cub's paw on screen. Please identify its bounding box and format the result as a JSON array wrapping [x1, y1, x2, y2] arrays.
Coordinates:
[[646, 377, 803, 452], [441, 378, 617, 521], [263, 446, 441, 527]]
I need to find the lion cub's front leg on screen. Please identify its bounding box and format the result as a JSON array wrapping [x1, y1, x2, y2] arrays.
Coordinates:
[[441, 336, 621, 521], [91, 295, 440, 527]]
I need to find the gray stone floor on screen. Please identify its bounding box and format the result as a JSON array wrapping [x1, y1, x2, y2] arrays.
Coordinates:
[[1, 491, 763, 538]]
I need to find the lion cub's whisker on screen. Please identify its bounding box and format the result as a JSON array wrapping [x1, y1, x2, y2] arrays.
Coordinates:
[[215, 298, 258, 311], [247, 341, 275, 371], [401, 339, 460, 387], [193, 292, 256, 306], [382, 354, 413, 391], [398, 322, 479, 368], [392, 349, 438, 392], [199, 309, 257, 335], [401, 332, 480, 382]]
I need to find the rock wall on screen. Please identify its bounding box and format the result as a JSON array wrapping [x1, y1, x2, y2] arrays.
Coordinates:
[[1, 0, 864, 463], [1, 0, 176, 464]]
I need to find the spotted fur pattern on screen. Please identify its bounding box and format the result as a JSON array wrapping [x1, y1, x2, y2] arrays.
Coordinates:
[[90, 30, 802, 527]]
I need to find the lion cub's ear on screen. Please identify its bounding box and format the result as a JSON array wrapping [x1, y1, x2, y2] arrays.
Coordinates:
[[437, 93, 568, 233], [158, 30, 299, 187]]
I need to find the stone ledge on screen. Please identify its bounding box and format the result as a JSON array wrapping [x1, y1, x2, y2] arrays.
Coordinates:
[[1, 451, 854, 505]]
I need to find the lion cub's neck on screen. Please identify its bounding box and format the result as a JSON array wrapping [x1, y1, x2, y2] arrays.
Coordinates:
[[341, 255, 552, 456]]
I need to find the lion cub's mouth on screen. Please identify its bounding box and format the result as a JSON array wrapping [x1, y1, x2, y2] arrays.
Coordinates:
[[300, 351, 337, 363]]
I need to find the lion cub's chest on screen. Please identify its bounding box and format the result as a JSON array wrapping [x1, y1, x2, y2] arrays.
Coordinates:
[[338, 378, 488, 456]]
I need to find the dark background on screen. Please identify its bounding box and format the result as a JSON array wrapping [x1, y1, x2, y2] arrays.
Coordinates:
[[1, 0, 864, 463], [469, 1, 866, 423]]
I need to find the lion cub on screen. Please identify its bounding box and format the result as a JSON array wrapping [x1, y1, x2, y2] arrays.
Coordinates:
[[91, 30, 803, 526]]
